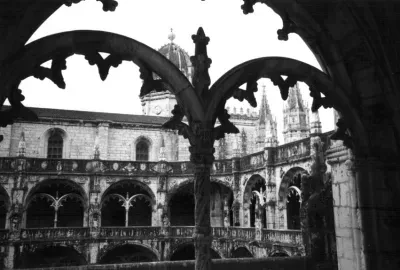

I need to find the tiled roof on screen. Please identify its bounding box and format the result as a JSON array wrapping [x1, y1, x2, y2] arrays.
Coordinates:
[[6, 106, 170, 125]]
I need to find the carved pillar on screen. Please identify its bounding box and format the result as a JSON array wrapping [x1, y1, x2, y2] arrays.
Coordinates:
[[189, 125, 214, 270], [232, 157, 241, 226], [327, 142, 364, 270]]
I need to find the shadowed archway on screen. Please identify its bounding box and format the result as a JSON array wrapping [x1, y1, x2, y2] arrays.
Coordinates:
[[170, 243, 221, 261], [231, 247, 253, 258], [16, 246, 87, 269], [99, 244, 158, 264]]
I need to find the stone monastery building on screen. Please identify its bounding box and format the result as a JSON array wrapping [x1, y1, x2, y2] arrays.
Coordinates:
[[0, 32, 335, 269]]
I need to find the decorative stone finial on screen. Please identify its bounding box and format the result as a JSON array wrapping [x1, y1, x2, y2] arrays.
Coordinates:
[[18, 131, 26, 157], [159, 136, 166, 161], [168, 28, 176, 43]]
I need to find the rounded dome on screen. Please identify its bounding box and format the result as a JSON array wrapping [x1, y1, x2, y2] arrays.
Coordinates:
[[156, 30, 193, 79]]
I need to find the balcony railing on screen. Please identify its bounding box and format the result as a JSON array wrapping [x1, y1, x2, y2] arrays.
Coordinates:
[[20, 227, 90, 241], [1, 132, 336, 176], [4, 227, 302, 246]]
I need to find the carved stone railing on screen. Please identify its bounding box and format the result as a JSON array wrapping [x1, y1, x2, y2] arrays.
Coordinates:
[[0, 132, 334, 177], [240, 151, 265, 171], [20, 227, 90, 241], [99, 226, 162, 239], [274, 138, 311, 164], [9, 227, 301, 247], [261, 229, 303, 245]]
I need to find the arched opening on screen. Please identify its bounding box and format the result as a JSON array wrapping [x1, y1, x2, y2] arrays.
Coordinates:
[[136, 139, 150, 161], [210, 182, 234, 227], [0, 188, 9, 229], [231, 247, 253, 258], [244, 174, 267, 228], [279, 168, 306, 230], [270, 251, 289, 257], [99, 244, 157, 264], [16, 246, 87, 269], [170, 243, 220, 261], [101, 180, 153, 227], [169, 182, 194, 226], [47, 129, 64, 159], [26, 179, 85, 228]]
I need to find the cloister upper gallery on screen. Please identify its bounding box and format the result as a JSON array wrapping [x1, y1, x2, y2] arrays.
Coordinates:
[[0, 1, 400, 270]]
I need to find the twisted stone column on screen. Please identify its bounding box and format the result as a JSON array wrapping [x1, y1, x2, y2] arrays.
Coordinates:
[[189, 126, 214, 270]]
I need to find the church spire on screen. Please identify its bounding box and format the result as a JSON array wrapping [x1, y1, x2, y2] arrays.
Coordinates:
[[18, 131, 26, 157], [259, 85, 272, 126], [283, 83, 310, 143], [310, 110, 322, 134]]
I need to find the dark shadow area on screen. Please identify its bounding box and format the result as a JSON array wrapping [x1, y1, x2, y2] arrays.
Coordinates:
[[170, 184, 194, 226], [99, 245, 157, 264], [231, 247, 253, 258], [16, 246, 87, 268], [170, 244, 220, 261]]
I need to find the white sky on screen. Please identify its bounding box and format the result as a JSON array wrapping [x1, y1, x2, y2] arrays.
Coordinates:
[[19, 0, 334, 144]]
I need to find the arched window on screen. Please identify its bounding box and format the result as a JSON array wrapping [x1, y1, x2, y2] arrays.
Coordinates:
[[136, 140, 149, 161], [47, 132, 63, 159]]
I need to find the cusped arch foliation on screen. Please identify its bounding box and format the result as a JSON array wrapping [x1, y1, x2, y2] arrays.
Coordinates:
[[278, 167, 307, 204], [24, 178, 89, 211], [205, 56, 368, 153], [100, 179, 156, 207], [243, 174, 266, 204], [1, 30, 204, 123], [167, 178, 233, 206]]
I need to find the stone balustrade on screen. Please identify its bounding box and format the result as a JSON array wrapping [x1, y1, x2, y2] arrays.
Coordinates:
[[0, 226, 302, 246], [2, 227, 302, 247], [0, 132, 336, 176], [20, 227, 90, 241]]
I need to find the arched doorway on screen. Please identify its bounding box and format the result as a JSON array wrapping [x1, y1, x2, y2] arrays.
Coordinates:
[[231, 247, 253, 258], [170, 243, 220, 261], [99, 244, 158, 264], [279, 167, 307, 230], [25, 179, 86, 228], [101, 180, 154, 227], [244, 174, 267, 228], [16, 246, 87, 268]]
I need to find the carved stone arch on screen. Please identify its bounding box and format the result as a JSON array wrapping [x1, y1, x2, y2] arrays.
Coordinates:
[[98, 242, 160, 263], [100, 179, 156, 207], [205, 56, 368, 154], [41, 127, 69, 158], [0, 30, 204, 123], [169, 241, 221, 261], [210, 177, 233, 191], [133, 135, 153, 161], [24, 178, 88, 211], [166, 178, 194, 206], [243, 174, 266, 205], [168, 240, 194, 260], [0, 185, 11, 211], [278, 167, 307, 204]]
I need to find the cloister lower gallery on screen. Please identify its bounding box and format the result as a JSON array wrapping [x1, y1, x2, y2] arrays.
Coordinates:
[[1, 1, 400, 270]]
